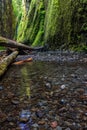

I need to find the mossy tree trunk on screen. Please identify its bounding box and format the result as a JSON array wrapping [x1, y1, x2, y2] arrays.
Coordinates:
[[0, 36, 44, 51]]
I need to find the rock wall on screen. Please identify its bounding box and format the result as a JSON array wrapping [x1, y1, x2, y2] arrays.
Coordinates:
[[0, 0, 15, 39], [0, 0, 87, 50], [15, 0, 87, 50]]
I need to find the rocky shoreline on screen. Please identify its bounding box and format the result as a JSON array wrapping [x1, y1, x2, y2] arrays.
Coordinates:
[[15, 50, 87, 63]]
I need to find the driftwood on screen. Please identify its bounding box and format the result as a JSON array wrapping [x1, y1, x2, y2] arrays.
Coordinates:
[[0, 36, 44, 51], [0, 51, 19, 77], [0, 36, 46, 77]]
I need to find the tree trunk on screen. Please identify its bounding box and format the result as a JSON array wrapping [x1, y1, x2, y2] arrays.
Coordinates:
[[0, 36, 44, 51], [0, 51, 18, 77]]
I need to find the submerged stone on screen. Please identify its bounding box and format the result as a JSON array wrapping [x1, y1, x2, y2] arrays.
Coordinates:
[[0, 85, 3, 90]]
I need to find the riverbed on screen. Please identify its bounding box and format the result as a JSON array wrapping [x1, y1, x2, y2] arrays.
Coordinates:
[[0, 51, 87, 130]]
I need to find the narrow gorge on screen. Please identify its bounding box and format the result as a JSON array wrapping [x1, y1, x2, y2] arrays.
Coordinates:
[[0, 0, 87, 50]]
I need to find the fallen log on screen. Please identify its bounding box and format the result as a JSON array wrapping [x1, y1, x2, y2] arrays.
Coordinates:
[[0, 36, 44, 51], [0, 51, 18, 77]]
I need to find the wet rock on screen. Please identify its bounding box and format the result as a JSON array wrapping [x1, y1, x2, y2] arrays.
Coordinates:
[[55, 115, 60, 122], [36, 110, 44, 118], [7, 116, 15, 122], [65, 128, 71, 130], [58, 107, 67, 112], [32, 123, 39, 130], [71, 122, 81, 129], [31, 107, 38, 112], [7, 92, 15, 99], [76, 88, 85, 94], [31, 112, 37, 120], [45, 82, 52, 89], [9, 122, 15, 126], [44, 123, 49, 129], [71, 74, 78, 78], [38, 120, 45, 125], [50, 121, 58, 128], [0, 85, 3, 90], [64, 121, 72, 127], [19, 110, 31, 123], [70, 99, 77, 107], [59, 99, 66, 105], [56, 126, 62, 130], [19, 117, 29, 123], [85, 112, 87, 116], [60, 84, 66, 89], [0, 112, 7, 123], [11, 99, 20, 105]]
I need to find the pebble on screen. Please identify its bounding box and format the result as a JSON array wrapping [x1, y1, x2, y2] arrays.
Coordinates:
[[19, 117, 29, 123], [32, 123, 39, 128], [38, 120, 45, 125], [56, 126, 62, 130], [60, 84, 66, 89], [19, 110, 31, 123], [11, 99, 20, 105], [36, 110, 44, 118], [85, 112, 87, 116], [0, 85, 3, 90], [45, 82, 52, 89], [60, 99, 66, 105], [0, 112, 7, 123], [65, 128, 71, 130], [50, 121, 58, 128]]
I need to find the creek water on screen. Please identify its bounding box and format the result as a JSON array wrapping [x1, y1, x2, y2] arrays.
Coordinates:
[[0, 58, 87, 129]]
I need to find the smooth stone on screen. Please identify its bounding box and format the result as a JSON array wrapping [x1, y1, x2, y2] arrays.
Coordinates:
[[60, 99, 66, 105], [45, 82, 52, 89], [50, 121, 58, 128], [56, 126, 62, 130], [19, 110, 31, 122], [19, 117, 29, 123], [65, 128, 71, 130], [0, 112, 7, 123], [0, 86, 3, 90], [76, 88, 85, 94], [11, 99, 19, 105], [36, 110, 44, 118], [32, 123, 39, 128], [38, 120, 45, 125], [85, 113, 87, 116], [60, 84, 66, 89]]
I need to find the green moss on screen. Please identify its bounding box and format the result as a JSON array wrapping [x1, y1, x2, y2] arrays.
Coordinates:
[[12, 0, 87, 50], [32, 30, 44, 46], [15, 0, 45, 47], [0, 47, 5, 50], [45, 0, 59, 40]]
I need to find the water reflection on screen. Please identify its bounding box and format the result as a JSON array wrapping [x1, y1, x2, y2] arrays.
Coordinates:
[[21, 66, 31, 98], [1, 61, 87, 129]]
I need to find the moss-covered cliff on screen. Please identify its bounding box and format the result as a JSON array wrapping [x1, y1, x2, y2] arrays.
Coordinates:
[[13, 0, 87, 50], [0, 0, 87, 50], [0, 0, 15, 39]]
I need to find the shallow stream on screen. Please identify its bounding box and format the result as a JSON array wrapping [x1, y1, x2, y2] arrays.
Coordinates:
[[0, 52, 87, 130]]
